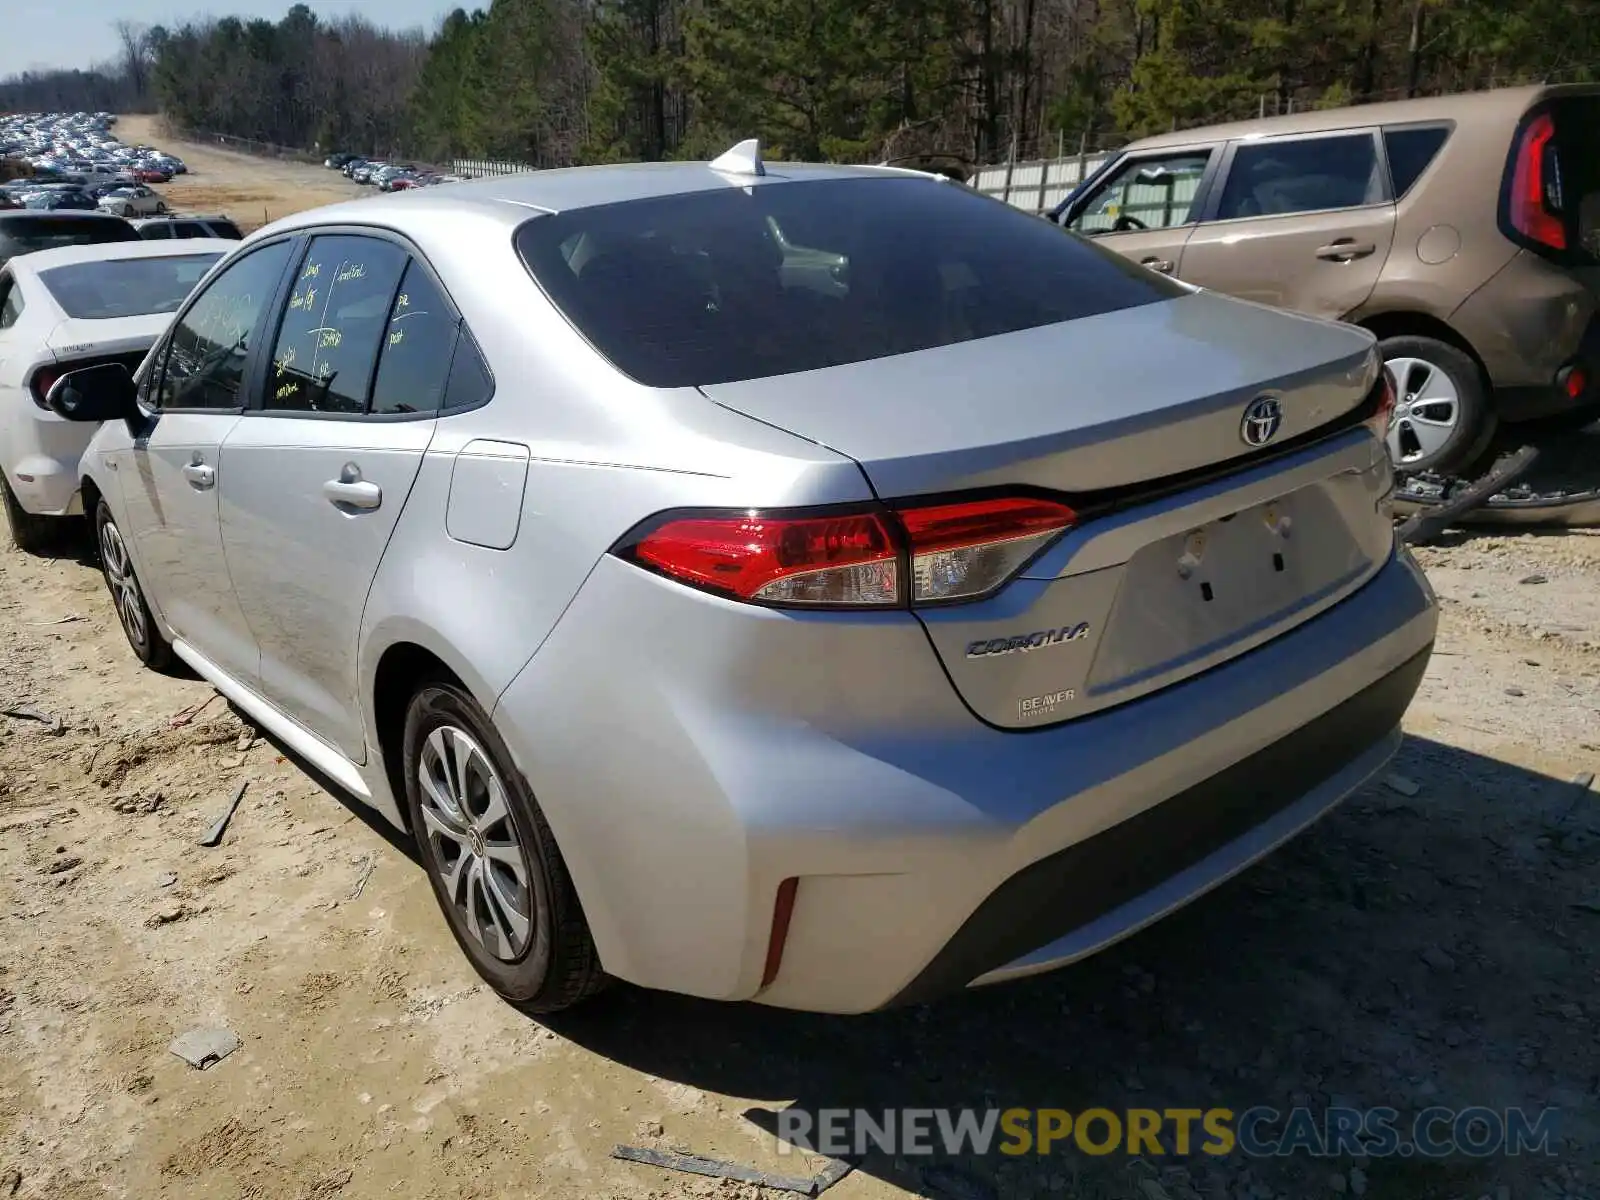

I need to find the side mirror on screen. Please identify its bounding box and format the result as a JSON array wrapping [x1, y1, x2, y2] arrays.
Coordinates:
[[46, 363, 139, 423]]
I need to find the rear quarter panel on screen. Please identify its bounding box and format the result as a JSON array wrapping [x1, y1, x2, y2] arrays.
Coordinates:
[[1354, 107, 1525, 339]]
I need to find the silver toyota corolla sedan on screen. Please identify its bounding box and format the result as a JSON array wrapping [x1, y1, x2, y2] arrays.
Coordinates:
[[46, 140, 1438, 1014]]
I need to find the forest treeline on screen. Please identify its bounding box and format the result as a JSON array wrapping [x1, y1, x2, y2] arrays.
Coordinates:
[[2, 0, 1597, 168]]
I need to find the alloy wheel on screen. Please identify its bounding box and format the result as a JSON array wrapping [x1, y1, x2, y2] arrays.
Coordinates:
[[1385, 355, 1461, 467], [417, 725, 535, 961], [99, 518, 147, 649]]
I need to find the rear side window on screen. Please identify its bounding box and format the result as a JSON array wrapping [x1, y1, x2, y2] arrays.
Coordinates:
[[514, 175, 1184, 389], [268, 234, 408, 414], [369, 261, 459, 415], [1384, 126, 1450, 197], [206, 220, 244, 240], [1217, 134, 1383, 220], [173, 222, 209, 239]]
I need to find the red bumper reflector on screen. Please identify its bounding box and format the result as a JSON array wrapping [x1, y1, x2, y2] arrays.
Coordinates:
[[761, 877, 799, 988]]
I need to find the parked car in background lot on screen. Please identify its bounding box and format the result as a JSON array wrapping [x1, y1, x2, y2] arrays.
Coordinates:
[[0, 210, 139, 269], [0, 239, 230, 548], [130, 214, 244, 241], [46, 143, 1437, 1015], [98, 185, 169, 217], [1053, 83, 1600, 476], [24, 188, 98, 212]]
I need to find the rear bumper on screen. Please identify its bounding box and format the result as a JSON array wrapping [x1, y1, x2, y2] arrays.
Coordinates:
[[2, 411, 94, 516], [891, 642, 1428, 1006], [1455, 247, 1600, 407], [493, 545, 1437, 1014]]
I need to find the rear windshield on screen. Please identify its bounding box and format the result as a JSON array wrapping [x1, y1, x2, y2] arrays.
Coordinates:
[[514, 176, 1184, 388], [0, 215, 140, 262], [1551, 98, 1600, 260], [37, 253, 223, 319]]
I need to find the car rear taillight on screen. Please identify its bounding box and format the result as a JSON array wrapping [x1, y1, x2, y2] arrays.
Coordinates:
[[28, 366, 63, 409], [1508, 111, 1567, 252], [1365, 366, 1397, 443], [898, 496, 1078, 603], [618, 495, 1078, 609]]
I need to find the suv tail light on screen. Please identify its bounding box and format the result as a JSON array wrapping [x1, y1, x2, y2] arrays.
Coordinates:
[[617, 495, 1079, 610], [1508, 111, 1567, 252]]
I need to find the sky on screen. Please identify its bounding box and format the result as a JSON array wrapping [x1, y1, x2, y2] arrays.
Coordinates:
[[2, 0, 455, 78]]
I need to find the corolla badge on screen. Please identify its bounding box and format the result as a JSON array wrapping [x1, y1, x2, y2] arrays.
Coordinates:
[[1240, 394, 1283, 447], [966, 622, 1090, 659]]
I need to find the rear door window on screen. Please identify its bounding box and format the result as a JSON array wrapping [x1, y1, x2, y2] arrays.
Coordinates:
[[515, 175, 1184, 389], [1216, 133, 1384, 220], [266, 234, 408, 414], [1383, 125, 1451, 197]]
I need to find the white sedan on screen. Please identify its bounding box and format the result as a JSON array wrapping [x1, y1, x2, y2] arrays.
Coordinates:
[[98, 185, 168, 217], [0, 238, 232, 549]]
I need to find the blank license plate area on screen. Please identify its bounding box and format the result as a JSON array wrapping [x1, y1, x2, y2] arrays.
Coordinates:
[[1087, 481, 1374, 694]]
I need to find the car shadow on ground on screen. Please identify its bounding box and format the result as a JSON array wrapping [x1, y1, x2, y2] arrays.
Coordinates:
[[541, 735, 1595, 1200]]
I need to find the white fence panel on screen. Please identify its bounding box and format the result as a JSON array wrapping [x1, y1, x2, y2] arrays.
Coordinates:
[[451, 158, 535, 179], [972, 151, 1116, 213]]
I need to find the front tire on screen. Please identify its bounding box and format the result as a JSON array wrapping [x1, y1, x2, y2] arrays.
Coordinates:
[[2, 473, 61, 554], [95, 499, 173, 671], [1380, 335, 1497, 476], [402, 681, 606, 1013]]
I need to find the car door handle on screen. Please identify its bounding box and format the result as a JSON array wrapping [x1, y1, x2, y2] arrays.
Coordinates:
[[323, 478, 382, 510], [182, 462, 215, 489], [1315, 240, 1376, 262], [1140, 256, 1175, 274]]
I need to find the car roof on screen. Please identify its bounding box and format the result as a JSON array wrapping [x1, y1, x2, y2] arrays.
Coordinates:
[[6, 236, 236, 273], [0, 208, 129, 224], [257, 158, 934, 242], [131, 214, 234, 225], [1118, 82, 1600, 153]]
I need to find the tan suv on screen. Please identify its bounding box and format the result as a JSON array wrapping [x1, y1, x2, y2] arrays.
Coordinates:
[[1051, 84, 1600, 475]]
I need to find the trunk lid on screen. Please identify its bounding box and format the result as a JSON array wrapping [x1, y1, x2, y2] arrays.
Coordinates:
[[703, 291, 1393, 730], [699, 290, 1377, 498], [46, 314, 167, 365]]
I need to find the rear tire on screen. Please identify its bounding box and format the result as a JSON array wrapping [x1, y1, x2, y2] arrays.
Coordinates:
[[402, 680, 607, 1014], [2, 474, 60, 555], [1380, 335, 1497, 477], [95, 499, 173, 672]]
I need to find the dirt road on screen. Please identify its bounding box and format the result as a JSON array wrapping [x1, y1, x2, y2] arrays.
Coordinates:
[[2, 129, 1599, 1200], [115, 116, 367, 231]]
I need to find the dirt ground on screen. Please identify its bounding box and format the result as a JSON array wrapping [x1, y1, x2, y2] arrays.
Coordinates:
[[115, 116, 368, 231], [2, 128, 1599, 1200]]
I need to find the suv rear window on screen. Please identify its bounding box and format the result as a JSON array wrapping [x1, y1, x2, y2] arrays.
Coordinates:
[[514, 176, 1185, 388], [0, 214, 139, 264]]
